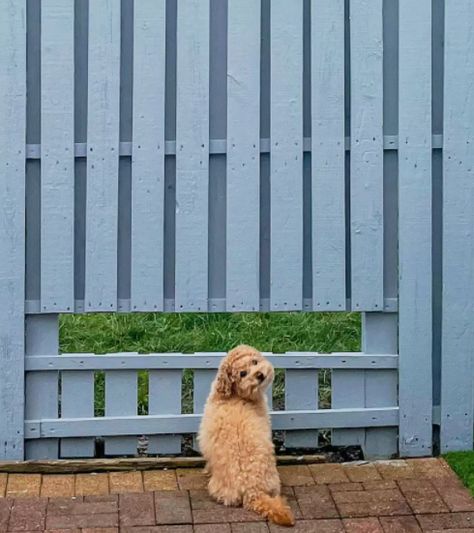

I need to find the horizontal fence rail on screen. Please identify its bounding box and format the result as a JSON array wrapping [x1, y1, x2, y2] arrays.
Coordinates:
[[25, 352, 399, 371]]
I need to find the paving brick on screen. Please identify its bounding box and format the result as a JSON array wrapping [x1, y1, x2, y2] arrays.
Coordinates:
[[109, 472, 143, 494], [406, 458, 458, 481], [379, 515, 422, 532], [333, 488, 411, 518], [45, 512, 118, 530], [427, 529, 474, 533], [294, 486, 339, 519], [48, 497, 116, 515], [0, 498, 12, 531], [120, 527, 193, 533], [119, 492, 155, 527], [0, 474, 7, 498], [281, 486, 302, 520], [343, 518, 383, 532], [195, 525, 232, 533], [6, 475, 42, 498], [82, 529, 119, 533], [41, 476, 75, 498], [431, 478, 474, 512], [328, 483, 363, 493], [84, 495, 119, 504], [45, 528, 81, 533], [75, 474, 109, 496], [176, 469, 208, 490], [269, 519, 344, 532], [398, 479, 449, 514], [154, 490, 192, 525], [143, 470, 178, 491], [308, 464, 349, 485], [190, 489, 261, 523], [343, 463, 382, 483], [363, 480, 397, 491], [375, 460, 416, 480], [416, 512, 474, 530], [232, 522, 269, 533], [277, 466, 314, 487], [8, 498, 47, 531]]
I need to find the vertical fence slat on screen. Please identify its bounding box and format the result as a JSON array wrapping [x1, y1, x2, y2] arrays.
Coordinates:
[[350, 0, 384, 311], [193, 369, 215, 450], [149, 370, 182, 454], [175, 0, 210, 312], [104, 370, 138, 455], [441, 0, 474, 452], [40, 0, 75, 312], [270, 0, 304, 311], [226, 0, 260, 312], [61, 371, 95, 457], [0, 0, 26, 460], [131, 0, 166, 312], [85, 0, 121, 311], [362, 313, 398, 458], [25, 316, 59, 459], [331, 371, 366, 448], [311, 0, 346, 311], [398, 0, 432, 456], [285, 370, 318, 448]]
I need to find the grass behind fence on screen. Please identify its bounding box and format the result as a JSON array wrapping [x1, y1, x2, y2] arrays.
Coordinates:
[[59, 312, 361, 416]]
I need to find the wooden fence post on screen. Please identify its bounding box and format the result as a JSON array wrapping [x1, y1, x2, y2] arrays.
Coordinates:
[[0, 0, 26, 461]]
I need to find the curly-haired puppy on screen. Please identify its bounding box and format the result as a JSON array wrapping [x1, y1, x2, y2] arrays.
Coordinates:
[[197, 345, 295, 527]]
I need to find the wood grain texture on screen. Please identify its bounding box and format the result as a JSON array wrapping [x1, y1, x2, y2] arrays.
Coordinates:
[[398, 0, 432, 456], [0, 0, 26, 460]]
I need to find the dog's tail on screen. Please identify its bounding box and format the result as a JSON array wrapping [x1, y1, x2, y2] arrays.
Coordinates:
[[246, 493, 295, 527]]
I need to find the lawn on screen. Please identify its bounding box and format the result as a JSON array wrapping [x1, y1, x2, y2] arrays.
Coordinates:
[[59, 312, 361, 416], [444, 452, 474, 496]]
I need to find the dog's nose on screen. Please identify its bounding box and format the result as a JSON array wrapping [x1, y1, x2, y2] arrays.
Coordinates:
[[256, 372, 265, 383]]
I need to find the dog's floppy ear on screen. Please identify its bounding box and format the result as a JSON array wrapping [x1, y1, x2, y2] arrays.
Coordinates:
[[215, 360, 233, 397]]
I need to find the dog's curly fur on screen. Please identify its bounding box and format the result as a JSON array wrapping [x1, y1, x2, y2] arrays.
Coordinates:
[[197, 345, 295, 527]]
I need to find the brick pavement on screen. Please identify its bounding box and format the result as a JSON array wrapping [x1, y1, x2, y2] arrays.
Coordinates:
[[0, 458, 473, 531]]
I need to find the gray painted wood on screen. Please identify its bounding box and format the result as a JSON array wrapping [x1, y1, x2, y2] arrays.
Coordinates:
[[175, 0, 210, 312], [25, 296, 400, 315], [60, 371, 95, 457], [25, 316, 59, 459], [40, 0, 75, 312], [285, 370, 319, 448], [104, 370, 138, 456], [441, 0, 474, 452], [226, 0, 261, 312], [0, 0, 26, 461], [350, 0, 384, 311], [332, 370, 366, 448], [363, 314, 398, 459], [24, 134, 444, 159], [85, 0, 121, 311], [149, 370, 182, 454], [398, 0, 432, 457], [26, 407, 399, 439], [311, 0, 346, 311], [131, 0, 166, 311], [270, 0, 304, 311], [25, 352, 399, 371], [193, 369, 215, 450]]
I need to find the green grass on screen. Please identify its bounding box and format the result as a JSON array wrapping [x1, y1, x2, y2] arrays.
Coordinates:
[[59, 312, 361, 416], [444, 452, 474, 496]]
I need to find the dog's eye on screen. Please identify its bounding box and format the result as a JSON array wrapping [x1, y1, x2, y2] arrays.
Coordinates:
[[252, 359, 258, 365], [240, 371, 247, 378]]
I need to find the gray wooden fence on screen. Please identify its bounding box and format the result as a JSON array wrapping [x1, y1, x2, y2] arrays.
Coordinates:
[[0, 0, 473, 461]]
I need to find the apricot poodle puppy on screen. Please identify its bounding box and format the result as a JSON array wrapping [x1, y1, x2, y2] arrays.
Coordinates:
[[197, 345, 295, 527]]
